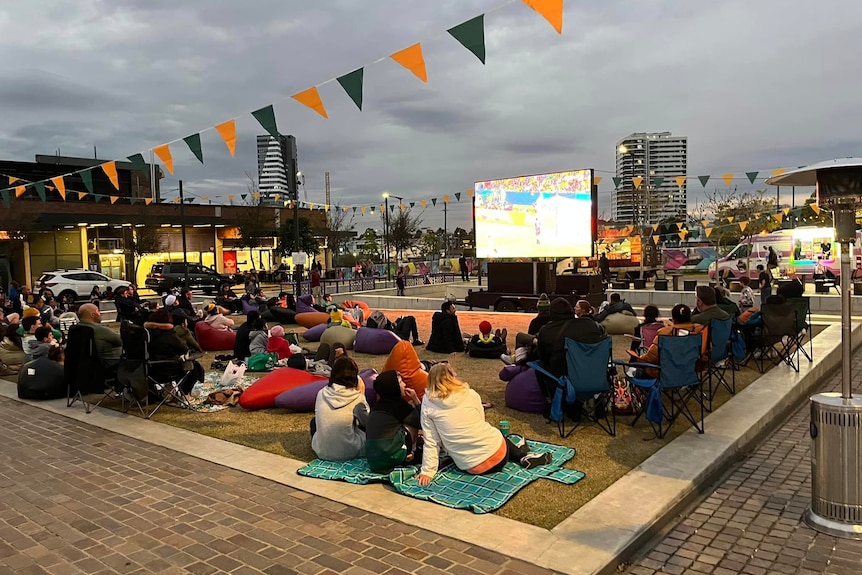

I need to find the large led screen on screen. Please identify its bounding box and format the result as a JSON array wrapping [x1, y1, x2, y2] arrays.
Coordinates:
[[474, 169, 595, 259]]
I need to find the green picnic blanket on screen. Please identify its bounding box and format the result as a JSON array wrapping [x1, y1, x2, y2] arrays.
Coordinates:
[[297, 436, 585, 513]]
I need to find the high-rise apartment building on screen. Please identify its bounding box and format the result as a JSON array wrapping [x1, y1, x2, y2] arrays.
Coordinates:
[[613, 132, 687, 225], [256, 134, 297, 205]]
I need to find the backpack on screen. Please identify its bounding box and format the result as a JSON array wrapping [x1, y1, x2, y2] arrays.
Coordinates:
[[612, 374, 641, 415], [367, 310, 390, 330]]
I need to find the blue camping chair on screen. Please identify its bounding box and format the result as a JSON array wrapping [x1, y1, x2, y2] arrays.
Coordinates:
[[614, 333, 704, 439], [529, 337, 615, 437], [701, 318, 735, 412]]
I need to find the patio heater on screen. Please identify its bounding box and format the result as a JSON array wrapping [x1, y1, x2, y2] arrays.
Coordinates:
[[767, 159, 862, 539]]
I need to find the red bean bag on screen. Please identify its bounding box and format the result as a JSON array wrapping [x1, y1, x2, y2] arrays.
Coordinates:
[[501, 365, 548, 414], [195, 321, 237, 352], [274, 368, 378, 412], [354, 327, 402, 355], [383, 341, 428, 400], [295, 312, 329, 328], [238, 367, 327, 411], [302, 323, 327, 342]]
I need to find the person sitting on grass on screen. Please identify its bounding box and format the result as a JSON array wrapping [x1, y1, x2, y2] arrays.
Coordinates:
[[310, 356, 369, 461], [233, 310, 259, 360], [173, 317, 202, 354], [416, 363, 551, 486], [595, 292, 635, 323], [466, 321, 507, 359], [25, 326, 57, 361], [354, 370, 422, 474], [327, 308, 354, 329], [266, 325, 294, 360], [247, 318, 270, 357], [425, 301, 465, 354]]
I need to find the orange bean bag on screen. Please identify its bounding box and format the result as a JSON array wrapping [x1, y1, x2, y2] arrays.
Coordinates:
[[382, 340, 428, 400], [195, 321, 237, 351], [295, 311, 330, 328], [341, 299, 371, 318], [238, 367, 328, 411]]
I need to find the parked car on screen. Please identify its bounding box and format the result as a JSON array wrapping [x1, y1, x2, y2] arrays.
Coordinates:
[[37, 270, 131, 302], [145, 262, 237, 294]]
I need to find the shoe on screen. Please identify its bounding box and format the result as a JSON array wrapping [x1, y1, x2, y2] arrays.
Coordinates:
[[494, 328, 501, 339], [520, 452, 552, 469], [509, 434, 526, 449], [500, 354, 514, 365], [412, 339, 425, 346], [500, 328, 508, 344]]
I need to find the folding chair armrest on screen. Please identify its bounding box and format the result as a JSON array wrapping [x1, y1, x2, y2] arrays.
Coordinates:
[[612, 359, 660, 369], [526, 361, 558, 382], [148, 359, 182, 367]]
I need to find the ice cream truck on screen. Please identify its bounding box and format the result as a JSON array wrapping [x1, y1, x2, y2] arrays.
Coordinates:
[[708, 226, 861, 282]]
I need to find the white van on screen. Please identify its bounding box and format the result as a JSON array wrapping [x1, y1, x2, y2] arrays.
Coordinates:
[[708, 226, 851, 281]]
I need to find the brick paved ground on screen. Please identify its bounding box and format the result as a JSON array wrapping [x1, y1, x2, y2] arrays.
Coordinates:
[[0, 398, 559, 575], [627, 357, 862, 575]]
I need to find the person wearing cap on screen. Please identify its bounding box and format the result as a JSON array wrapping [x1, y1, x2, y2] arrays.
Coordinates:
[[165, 293, 200, 331], [203, 303, 235, 331], [466, 320, 507, 359], [266, 325, 293, 360]]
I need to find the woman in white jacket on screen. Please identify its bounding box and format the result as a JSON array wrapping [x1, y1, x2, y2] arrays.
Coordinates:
[[311, 356, 369, 461], [417, 363, 551, 485]]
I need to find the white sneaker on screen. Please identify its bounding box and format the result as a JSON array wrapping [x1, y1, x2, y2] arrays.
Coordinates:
[[500, 354, 514, 365]]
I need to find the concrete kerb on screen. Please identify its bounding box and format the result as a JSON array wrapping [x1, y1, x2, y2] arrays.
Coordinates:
[[0, 319, 853, 575]]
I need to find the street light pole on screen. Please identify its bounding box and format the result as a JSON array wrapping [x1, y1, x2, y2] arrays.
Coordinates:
[[383, 193, 390, 281], [292, 170, 302, 296], [179, 179, 189, 289]]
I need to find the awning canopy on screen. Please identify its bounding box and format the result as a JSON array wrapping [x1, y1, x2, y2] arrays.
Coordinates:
[[765, 157, 862, 187]]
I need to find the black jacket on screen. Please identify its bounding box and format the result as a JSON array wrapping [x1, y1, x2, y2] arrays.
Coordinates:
[[144, 322, 189, 361], [537, 314, 607, 377], [528, 313, 551, 335], [595, 300, 635, 323], [234, 320, 254, 359], [426, 311, 464, 353]]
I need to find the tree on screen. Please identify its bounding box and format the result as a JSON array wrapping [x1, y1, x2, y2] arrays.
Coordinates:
[[381, 207, 423, 261], [128, 225, 164, 280], [276, 217, 320, 257], [325, 206, 356, 267], [699, 189, 781, 254], [358, 228, 380, 261], [417, 231, 440, 257]]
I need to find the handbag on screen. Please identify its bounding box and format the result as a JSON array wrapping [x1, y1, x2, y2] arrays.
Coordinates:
[[246, 352, 278, 372]]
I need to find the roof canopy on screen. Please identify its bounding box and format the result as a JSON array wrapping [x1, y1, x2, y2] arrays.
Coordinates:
[[765, 157, 862, 186]]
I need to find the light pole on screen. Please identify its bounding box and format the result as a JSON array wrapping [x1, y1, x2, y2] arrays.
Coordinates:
[[382, 192, 404, 282], [292, 170, 304, 295]]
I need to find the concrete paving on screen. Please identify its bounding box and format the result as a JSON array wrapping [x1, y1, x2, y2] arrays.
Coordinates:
[[625, 348, 862, 575]]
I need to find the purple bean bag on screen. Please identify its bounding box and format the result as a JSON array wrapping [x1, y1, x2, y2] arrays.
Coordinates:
[[353, 327, 402, 355], [501, 366, 548, 414], [296, 295, 316, 314], [302, 323, 327, 342], [241, 298, 259, 315], [275, 367, 378, 412]]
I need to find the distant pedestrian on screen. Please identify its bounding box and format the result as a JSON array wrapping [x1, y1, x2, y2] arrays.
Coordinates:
[[458, 254, 469, 282], [599, 252, 611, 283], [396, 268, 406, 296]]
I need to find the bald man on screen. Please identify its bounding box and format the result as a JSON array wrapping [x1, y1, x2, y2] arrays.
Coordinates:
[[77, 303, 122, 367]]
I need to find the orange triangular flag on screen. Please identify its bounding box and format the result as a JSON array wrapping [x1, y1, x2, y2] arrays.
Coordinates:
[[594, 176, 603, 185], [174, 197, 181, 204], [273, 194, 280, 202], [774, 213, 784, 223], [153, 144, 174, 175], [15, 186, 26, 198], [361, 206, 367, 214], [811, 203, 821, 216], [443, 195, 449, 204], [675, 222, 683, 230], [8, 176, 19, 185], [675, 176, 686, 188], [739, 221, 748, 232], [390, 43, 428, 83], [705, 227, 713, 238], [722, 173, 734, 186], [110, 196, 119, 204], [632, 176, 643, 189], [652, 225, 659, 233], [421, 200, 427, 208], [652, 235, 660, 244], [701, 219, 709, 227], [727, 216, 734, 223], [215, 120, 237, 156], [144, 198, 153, 205], [77, 191, 87, 200], [50, 176, 66, 200], [772, 168, 786, 177], [522, 0, 564, 34], [754, 213, 760, 219], [679, 230, 688, 240], [101, 161, 119, 190], [783, 207, 791, 215], [466, 189, 474, 198], [292, 87, 328, 119]]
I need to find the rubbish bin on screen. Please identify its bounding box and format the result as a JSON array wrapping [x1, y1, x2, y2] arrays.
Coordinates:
[[654, 279, 669, 291], [633, 279, 647, 290], [804, 393, 862, 539], [683, 280, 698, 291]]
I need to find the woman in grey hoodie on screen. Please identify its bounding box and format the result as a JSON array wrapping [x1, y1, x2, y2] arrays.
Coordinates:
[[247, 318, 269, 357], [310, 356, 369, 461]]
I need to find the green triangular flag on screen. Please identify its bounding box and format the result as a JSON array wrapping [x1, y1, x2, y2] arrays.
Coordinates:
[[241, 194, 247, 201], [336, 68, 364, 111], [0, 189, 9, 208], [652, 177, 664, 188], [389, 204, 395, 212], [746, 171, 759, 184], [127, 153, 147, 170], [454, 193, 461, 202], [183, 133, 204, 164], [252, 105, 279, 139], [448, 15, 485, 64], [352, 207, 357, 213], [81, 169, 95, 194], [410, 202, 415, 208], [94, 194, 102, 204], [612, 177, 622, 189], [432, 198, 437, 206], [129, 198, 138, 205], [698, 175, 710, 187], [35, 182, 46, 201]]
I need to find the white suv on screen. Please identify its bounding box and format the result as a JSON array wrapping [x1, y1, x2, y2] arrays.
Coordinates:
[[37, 270, 131, 302]]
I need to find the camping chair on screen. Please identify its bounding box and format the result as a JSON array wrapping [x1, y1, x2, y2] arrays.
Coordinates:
[[614, 334, 704, 439], [700, 318, 735, 412], [752, 302, 799, 373], [528, 337, 615, 437], [634, 321, 664, 354], [787, 296, 813, 363], [65, 324, 118, 413], [119, 322, 196, 419]]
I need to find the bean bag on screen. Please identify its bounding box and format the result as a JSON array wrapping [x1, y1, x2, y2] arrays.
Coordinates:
[[241, 298, 260, 316], [275, 368, 379, 412], [354, 327, 402, 355], [302, 323, 327, 342], [320, 325, 357, 350], [17, 358, 66, 400], [195, 321, 237, 352], [263, 307, 297, 325], [383, 341, 427, 399], [296, 295, 316, 314], [341, 299, 371, 320], [295, 312, 329, 328], [501, 366, 548, 414], [601, 311, 640, 335], [238, 367, 328, 411]]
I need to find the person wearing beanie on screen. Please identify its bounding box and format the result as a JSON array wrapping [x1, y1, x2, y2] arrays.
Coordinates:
[[266, 324, 293, 360], [353, 370, 422, 473], [203, 302, 235, 331], [466, 320, 507, 359], [505, 294, 553, 364]]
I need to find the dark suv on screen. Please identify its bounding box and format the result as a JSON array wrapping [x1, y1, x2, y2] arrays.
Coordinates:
[[145, 263, 236, 294]]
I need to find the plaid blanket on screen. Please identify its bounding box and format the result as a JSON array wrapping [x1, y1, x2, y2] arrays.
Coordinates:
[[182, 372, 259, 413], [297, 436, 585, 513]]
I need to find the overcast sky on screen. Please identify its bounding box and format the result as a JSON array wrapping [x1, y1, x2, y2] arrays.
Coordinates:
[[1, 0, 860, 230]]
